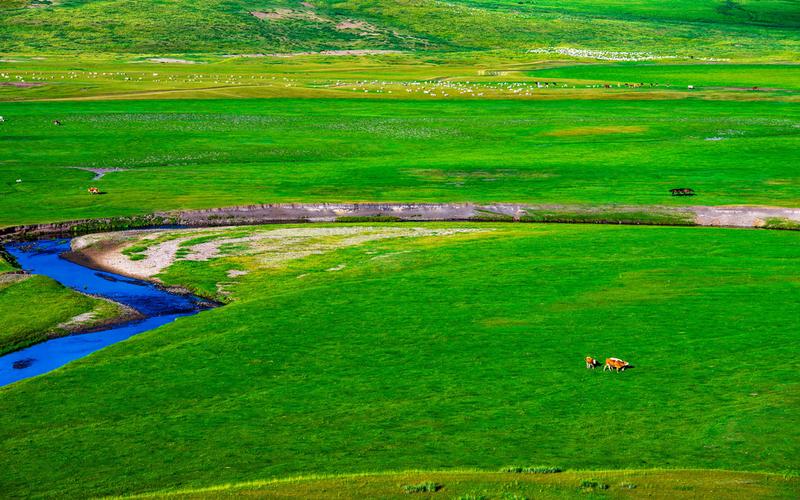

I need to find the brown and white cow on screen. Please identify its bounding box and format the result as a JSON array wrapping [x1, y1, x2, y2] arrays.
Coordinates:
[[88, 187, 100, 195], [585, 356, 600, 369], [604, 357, 630, 372]]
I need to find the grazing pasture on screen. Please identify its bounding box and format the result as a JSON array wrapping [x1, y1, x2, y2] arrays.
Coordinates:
[[1, 97, 799, 226], [1, 223, 798, 497], [1, 0, 799, 496]]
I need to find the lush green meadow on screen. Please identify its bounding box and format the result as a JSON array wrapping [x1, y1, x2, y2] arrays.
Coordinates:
[[1, 0, 799, 497], [1, 223, 799, 497], [1, 96, 799, 226]]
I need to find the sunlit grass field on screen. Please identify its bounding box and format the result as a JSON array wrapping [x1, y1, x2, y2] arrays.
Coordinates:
[[1, 223, 798, 497], [1, 0, 799, 497], [1, 97, 798, 226]]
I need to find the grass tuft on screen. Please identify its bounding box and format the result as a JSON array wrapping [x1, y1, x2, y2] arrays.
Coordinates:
[[764, 218, 800, 231], [402, 481, 442, 493], [579, 479, 609, 490]]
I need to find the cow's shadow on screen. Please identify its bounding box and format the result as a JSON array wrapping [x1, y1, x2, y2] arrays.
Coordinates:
[[602, 364, 636, 372]]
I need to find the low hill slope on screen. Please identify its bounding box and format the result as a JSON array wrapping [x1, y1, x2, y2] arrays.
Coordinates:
[[0, 0, 798, 59]]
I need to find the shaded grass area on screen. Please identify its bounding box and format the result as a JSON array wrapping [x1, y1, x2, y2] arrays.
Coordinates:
[[0, 97, 798, 227], [520, 207, 696, 226], [0, 273, 126, 354], [1, 224, 798, 497], [0, 251, 13, 272], [448, 0, 800, 29], [136, 470, 800, 499]]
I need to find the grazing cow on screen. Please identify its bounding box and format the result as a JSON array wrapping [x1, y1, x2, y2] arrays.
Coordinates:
[[53, 120, 62, 126], [670, 187, 695, 196], [0, 116, 4, 123], [585, 356, 600, 369], [604, 357, 630, 372], [88, 187, 101, 195]]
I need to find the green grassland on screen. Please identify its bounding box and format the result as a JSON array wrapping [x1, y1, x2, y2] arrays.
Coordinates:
[[530, 63, 800, 90], [142, 470, 800, 498], [0, 271, 128, 354], [1, 0, 799, 497], [3, 59, 800, 104], [1, 97, 799, 227], [1, 0, 799, 59], [452, 0, 800, 29], [1, 223, 799, 497]]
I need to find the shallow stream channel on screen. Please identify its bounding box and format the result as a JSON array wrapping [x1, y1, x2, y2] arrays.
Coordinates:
[[0, 238, 212, 386]]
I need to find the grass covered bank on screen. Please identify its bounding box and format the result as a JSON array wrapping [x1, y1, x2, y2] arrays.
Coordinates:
[[0, 271, 130, 355], [1, 223, 798, 497]]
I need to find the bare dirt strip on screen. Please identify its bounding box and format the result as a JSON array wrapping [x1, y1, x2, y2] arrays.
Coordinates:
[[150, 203, 800, 228], [2, 204, 800, 241]]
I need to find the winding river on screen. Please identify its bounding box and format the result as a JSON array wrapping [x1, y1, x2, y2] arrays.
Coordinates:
[[0, 239, 209, 387]]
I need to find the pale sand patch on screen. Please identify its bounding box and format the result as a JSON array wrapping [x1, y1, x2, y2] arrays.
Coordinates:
[[227, 269, 249, 278], [335, 20, 376, 31], [251, 9, 327, 22], [251, 10, 287, 20], [0, 273, 30, 286], [148, 58, 200, 64], [70, 167, 128, 180], [265, 50, 404, 57], [77, 226, 488, 280], [58, 311, 96, 329]]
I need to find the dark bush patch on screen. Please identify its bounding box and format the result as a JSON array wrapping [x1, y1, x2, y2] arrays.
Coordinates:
[[402, 481, 442, 493], [579, 479, 609, 490]]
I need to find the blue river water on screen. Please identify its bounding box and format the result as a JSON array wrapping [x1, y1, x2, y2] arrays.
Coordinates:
[[0, 239, 209, 387]]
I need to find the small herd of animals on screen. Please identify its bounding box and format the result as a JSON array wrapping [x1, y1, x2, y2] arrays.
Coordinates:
[[585, 356, 631, 372]]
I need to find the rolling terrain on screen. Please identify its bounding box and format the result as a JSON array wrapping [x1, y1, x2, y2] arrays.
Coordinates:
[[1, 0, 798, 58], [1, 0, 799, 498], [2, 224, 800, 497]]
